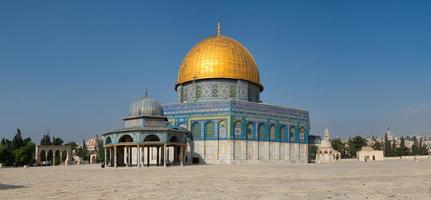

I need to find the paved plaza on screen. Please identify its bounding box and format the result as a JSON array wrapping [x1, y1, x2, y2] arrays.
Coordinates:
[[1, 159, 430, 199]]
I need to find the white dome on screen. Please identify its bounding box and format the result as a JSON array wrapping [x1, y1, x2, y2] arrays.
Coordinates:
[[129, 96, 164, 117], [320, 139, 332, 148]]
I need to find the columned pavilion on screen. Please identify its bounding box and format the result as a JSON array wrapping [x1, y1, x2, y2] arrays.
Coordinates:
[[102, 95, 189, 168]]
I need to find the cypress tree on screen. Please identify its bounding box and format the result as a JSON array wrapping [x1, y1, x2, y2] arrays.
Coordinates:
[[399, 137, 409, 156], [82, 139, 88, 161], [411, 137, 419, 155], [40, 134, 51, 145], [384, 134, 393, 157], [12, 129, 24, 150]]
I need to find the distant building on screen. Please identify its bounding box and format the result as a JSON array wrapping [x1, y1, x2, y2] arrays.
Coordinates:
[[315, 128, 340, 163], [356, 146, 384, 161], [385, 128, 395, 141], [86, 136, 99, 164]]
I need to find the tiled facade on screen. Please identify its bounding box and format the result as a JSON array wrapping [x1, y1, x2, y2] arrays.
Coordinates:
[[163, 99, 310, 163]]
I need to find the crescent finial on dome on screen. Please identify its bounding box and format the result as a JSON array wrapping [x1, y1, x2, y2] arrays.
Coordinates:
[[217, 18, 221, 36]]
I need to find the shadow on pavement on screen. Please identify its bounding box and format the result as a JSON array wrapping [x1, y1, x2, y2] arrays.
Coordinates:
[[0, 183, 26, 190]]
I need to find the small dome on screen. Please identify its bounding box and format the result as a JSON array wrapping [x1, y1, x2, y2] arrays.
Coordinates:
[[320, 139, 332, 148], [129, 96, 164, 117]]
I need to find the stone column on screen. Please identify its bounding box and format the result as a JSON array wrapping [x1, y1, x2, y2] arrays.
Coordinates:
[[35, 146, 39, 164], [130, 147, 133, 166], [161, 146, 165, 166], [109, 147, 112, 167], [173, 146, 177, 164], [125, 147, 129, 167], [167, 147, 170, 165], [163, 144, 167, 167], [66, 151, 70, 166], [180, 145, 184, 166], [129, 147, 132, 166], [137, 145, 140, 168], [53, 151, 56, 166], [156, 147, 160, 166], [114, 146, 117, 168], [188, 141, 192, 163], [104, 147, 107, 167], [128, 147, 131, 167], [140, 146, 143, 167], [147, 147, 150, 167], [60, 152, 63, 166]]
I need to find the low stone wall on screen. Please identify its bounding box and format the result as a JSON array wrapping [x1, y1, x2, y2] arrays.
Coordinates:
[[384, 155, 430, 161]]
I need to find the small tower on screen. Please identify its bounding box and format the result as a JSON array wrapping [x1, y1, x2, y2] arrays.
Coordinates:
[[323, 128, 330, 141]]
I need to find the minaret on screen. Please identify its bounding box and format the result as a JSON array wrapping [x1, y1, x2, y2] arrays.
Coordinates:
[[324, 128, 330, 141]]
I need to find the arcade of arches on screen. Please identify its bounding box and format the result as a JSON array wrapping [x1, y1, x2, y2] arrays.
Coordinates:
[[35, 145, 72, 166], [103, 133, 187, 168]]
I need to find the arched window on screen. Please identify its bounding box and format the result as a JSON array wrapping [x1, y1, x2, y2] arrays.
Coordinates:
[[258, 124, 265, 140], [234, 121, 242, 139], [105, 137, 112, 144], [192, 122, 201, 140], [299, 127, 305, 142], [205, 121, 215, 139], [170, 136, 179, 143], [144, 135, 160, 142], [219, 120, 227, 139], [269, 125, 276, 140], [289, 127, 295, 142], [247, 123, 253, 140], [119, 135, 133, 143], [280, 126, 286, 141]]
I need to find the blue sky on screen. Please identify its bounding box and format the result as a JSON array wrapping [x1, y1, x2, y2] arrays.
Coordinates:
[[1, 1, 430, 143]]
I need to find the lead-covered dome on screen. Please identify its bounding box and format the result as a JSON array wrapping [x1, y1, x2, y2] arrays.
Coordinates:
[[129, 96, 164, 117], [176, 34, 262, 91]]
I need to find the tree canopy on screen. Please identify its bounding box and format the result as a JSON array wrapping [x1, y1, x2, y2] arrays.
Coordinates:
[[0, 129, 35, 166], [40, 134, 51, 145], [347, 136, 367, 158]]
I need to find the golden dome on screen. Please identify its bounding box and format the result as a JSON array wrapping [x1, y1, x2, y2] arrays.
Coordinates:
[[177, 34, 262, 91]]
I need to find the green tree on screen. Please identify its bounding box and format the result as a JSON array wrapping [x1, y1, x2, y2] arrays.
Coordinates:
[[40, 134, 51, 145], [347, 136, 367, 158], [14, 142, 35, 165], [0, 143, 13, 166], [1, 130, 36, 166], [411, 137, 419, 155], [392, 139, 398, 156], [0, 138, 13, 165], [81, 139, 88, 161], [23, 137, 32, 145], [384, 134, 393, 157], [372, 137, 383, 150], [398, 137, 409, 156], [52, 137, 64, 145], [12, 129, 24, 150], [418, 138, 428, 155], [97, 139, 104, 163], [331, 138, 346, 158]]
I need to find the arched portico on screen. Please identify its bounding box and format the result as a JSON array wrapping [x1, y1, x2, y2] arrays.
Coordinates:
[[35, 145, 72, 166], [103, 131, 189, 168]]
